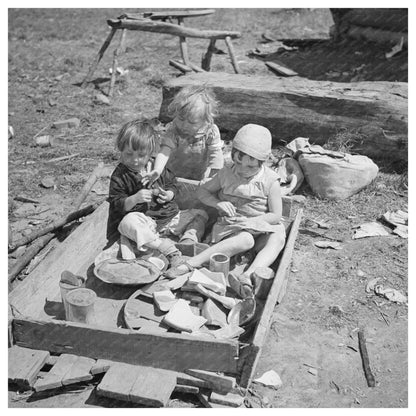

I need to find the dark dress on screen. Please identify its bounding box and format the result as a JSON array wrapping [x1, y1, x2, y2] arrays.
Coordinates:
[[106, 162, 179, 240]]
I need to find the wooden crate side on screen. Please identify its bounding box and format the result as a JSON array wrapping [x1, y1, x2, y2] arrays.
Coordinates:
[[12, 318, 239, 374], [9, 202, 110, 318], [239, 208, 302, 388]]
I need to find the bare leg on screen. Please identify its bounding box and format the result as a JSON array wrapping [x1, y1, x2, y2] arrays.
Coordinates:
[[244, 231, 286, 276], [178, 231, 255, 271]]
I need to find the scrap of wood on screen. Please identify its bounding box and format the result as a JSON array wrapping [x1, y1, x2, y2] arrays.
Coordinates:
[[265, 61, 298, 77], [107, 18, 241, 40], [8, 346, 50, 389], [33, 353, 78, 392], [169, 59, 193, 73], [61, 356, 95, 386], [46, 153, 80, 163], [14, 195, 40, 204], [358, 328, 376, 387], [12, 318, 239, 374], [174, 384, 200, 394], [210, 390, 244, 407], [90, 359, 114, 375], [185, 369, 236, 392], [97, 363, 176, 407]]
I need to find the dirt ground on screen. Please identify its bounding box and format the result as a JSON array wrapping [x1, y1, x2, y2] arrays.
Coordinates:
[[8, 8, 408, 408]]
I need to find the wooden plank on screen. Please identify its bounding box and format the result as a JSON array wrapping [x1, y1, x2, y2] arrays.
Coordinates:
[[61, 356, 95, 385], [185, 369, 236, 392], [239, 208, 303, 388], [12, 318, 239, 374], [175, 372, 212, 389], [8, 346, 50, 388], [266, 61, 298, 77], [210, 390, 244, 407], [174, 384, 200, 394], [33, 354, 78, 392], [96, 363, 140, 402], [9, 202, 109, 319], [107, 18, 241, 40], [129, 366, 177, 407], [90, 359, 114, 375], [159, 73, 408, 162]]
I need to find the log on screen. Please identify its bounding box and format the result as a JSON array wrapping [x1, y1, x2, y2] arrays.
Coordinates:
[[107, 18, 241, 40], [9, 201, 101, 252], [358, 328, 376, 387], [159, 72, 408, 162]]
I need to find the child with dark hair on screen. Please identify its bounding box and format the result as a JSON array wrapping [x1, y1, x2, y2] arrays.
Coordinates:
[[107, 119, 208, 265]]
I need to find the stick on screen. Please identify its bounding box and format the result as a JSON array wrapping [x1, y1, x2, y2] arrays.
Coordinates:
[[46, 153, 80, 163], [224, 36, 240, 74], [265, 61, 298, 77], [169, 60, 193, 73], [73, 162, 105, 211], [201, 39, 216, 71], [187, 62, 205, 73], [177, 18, 190, 66], [14, 196, 40, 204], [109, 29, 126, 98], [81, 27, 117, 88], [8, 202, 101, 252], [358, 328, 376, 387], [8, 233, 55, 284]]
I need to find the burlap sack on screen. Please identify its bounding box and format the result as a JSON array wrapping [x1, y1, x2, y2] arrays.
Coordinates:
[[298, 153, 378, 200]]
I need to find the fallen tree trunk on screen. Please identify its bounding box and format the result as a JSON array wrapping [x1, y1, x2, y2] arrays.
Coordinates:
[[159, 73, 408, 162]]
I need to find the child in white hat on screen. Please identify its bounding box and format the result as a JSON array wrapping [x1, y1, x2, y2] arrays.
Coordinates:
[[166, 124, 286, 297]]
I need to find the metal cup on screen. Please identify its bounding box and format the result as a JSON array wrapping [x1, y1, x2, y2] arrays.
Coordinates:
[[59, 278, 85, 319], [66, 288, 96, 324], [209, 253, 230, 279], [252, 267, 274, 300]]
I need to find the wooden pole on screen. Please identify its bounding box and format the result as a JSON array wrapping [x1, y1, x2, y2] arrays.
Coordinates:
[[8, 234, 55, 284], [109, 29, 126, 97], [224, 36, 240, 74], [81, 27, 117, 88], [177, 18, 190, 66], [201, 39, 216, 71], [169, 60, 193, 73], [73, 162, 105, 211], [8, 202, 101, 253]]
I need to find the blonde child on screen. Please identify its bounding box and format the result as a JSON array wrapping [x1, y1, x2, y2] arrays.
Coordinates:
[[107, 119, 208, 265], [166, 124, 286, 298], [142, 85, 224, 184]]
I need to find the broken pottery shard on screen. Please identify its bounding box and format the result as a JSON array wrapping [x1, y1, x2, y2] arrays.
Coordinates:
[[374, 285, 407, 304], [201, 298, 228, 327], [253, 370, 283, 389], [40, 176, 55, 189], [163, 299, 207, 333], [165, 273, 190, 290], [153, 290, 178, 312], [314, 241, 342, 250], [199, 268, 227, 290], [392, 224, 408, 239], [194, 284, 237, 309], [188, 269, 226, 295], [365, 278, 380, 293], [210, 325, 244, 339], [352, 222, 390, 239], [382, 210, 408, 227], [140, 280, 171, 298]]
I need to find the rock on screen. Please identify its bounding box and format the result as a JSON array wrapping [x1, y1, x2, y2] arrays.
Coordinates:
[[8, 125, 14, 140], [40, 176, 55, 188], [52, 118, 80, 130], [34, 135, 54, 147], [93, 93, 110, 105]]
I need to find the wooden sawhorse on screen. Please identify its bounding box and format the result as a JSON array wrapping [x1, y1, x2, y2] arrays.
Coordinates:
[[81, 10, 242, 97]]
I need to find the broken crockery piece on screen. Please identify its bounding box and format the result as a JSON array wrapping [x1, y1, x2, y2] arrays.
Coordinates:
[[60, 270, 84, 286], [153, 290, 178, 312], [194, 284, 238, 309], [201, 298, 228, 327], [314, 241, 342, 250], [374, 285, 407, 304], [189, 269, 226, 295], [365, 278, 380, 293], [253, 370, 283, 389], [227, 297, 256, 326], [352, 222, 390, 239], [210, 324, 244, 340], [163, 299, 207, 333]]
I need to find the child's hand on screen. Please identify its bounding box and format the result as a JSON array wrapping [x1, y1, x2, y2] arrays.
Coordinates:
[[141, 170, 160, 187], [216, 201, 237, 217], [154, 187, 174, 204], [134, 189, 153, 204]]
